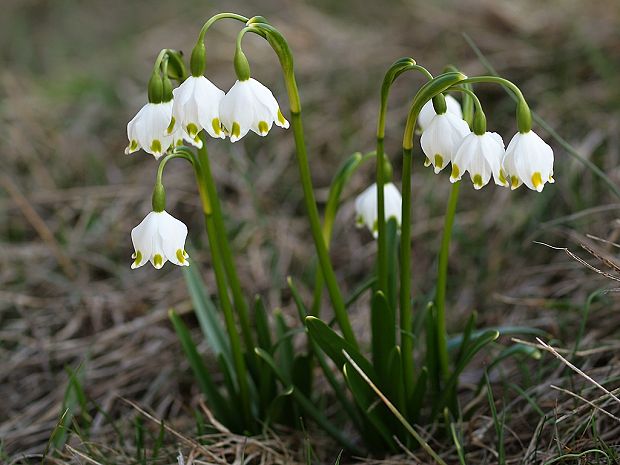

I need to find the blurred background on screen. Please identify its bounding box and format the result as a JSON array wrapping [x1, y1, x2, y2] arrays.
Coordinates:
[[2, 0, 620, 460]]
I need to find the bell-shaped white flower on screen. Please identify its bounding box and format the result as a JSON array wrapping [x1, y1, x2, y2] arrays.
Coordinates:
[[418, 95, 463, 132], [355, 182, 402, 238], [219, 78, 289, 143], [131, 211, 190, 269], [172, 76, 226, 148], [450, 132, 507, 189], [502, 130, 554, 192], [125, 101, 175, 159], [421, 112, 470, 174]]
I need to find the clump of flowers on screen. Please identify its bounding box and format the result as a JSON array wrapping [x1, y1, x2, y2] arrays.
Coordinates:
[[124, 13, 555, 459]]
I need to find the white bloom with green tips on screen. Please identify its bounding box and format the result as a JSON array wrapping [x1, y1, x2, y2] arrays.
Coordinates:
[[219, 78, 289, 143], [450, 132, 507, 189], [502, 130, 554, 192], [418, 95, 462, 132], [125, 101, 175, 159], [130, 211, 189, 269], [421, 112, 470, 174], [355, 182, 402, 238], [172, 76, 226, 148]]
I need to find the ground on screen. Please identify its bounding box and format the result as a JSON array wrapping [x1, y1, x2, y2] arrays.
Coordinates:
[[2, 0, 620, 463]]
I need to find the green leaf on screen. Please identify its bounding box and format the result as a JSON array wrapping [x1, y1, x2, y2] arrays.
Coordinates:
[[254, 295, 273, 353], [448, 325, 547, 352], [288, 276, 309, 322], [345, 275, 377, 308], [408, 366, 428, 423], [255, 348, 362, 454], [371, 291, 396, 381], [343, 363, 396, 452], [168, 309, 237, 429], [292, 354, 313, 399], [433, 330, 499, 416], [274, 309, 294, 384], [385, 217, 399, 311], [305, 316, 376, 379], [183, 266, 231, 365], [386, 346, 406, 414]]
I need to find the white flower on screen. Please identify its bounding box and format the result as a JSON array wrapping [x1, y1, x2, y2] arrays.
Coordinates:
[[131, 211, 189, 269], [125, 101, 175, 159], [418, 95, 462, 132], [172, 76, 226, 148], [502, 131, 554, 192], [355, 182, 402, 238], [420, 112, 470, 174], [450, 132, 507, 189], [219, 78, 289, 143]]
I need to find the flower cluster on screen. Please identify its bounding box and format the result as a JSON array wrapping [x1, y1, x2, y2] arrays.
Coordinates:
[[126, 49, 290, 269], [419, 97, 554, 192], [126, 76, 289, 157]]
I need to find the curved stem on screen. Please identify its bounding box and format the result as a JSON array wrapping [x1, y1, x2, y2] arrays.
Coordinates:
[[246, 24, 358, 348], [197, 12, 249, 43], [376, 61, 432, 297], [157, 151, 195, 184]]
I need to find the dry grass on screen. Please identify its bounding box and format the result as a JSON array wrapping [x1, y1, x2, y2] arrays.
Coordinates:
[[2, 0, 620, 462]]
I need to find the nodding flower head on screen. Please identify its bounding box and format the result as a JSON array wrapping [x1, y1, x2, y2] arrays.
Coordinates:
[[131, 211, 190, 269], [125, 101, 176, 159], [502, 130, 554, 192], [418, 95, 462, 132], [450, 132, 507, 189], [355, 182, 402, 238], [420, 112, 470, 174], [219, 78, 289, 143], [172, 76, 226, 148]]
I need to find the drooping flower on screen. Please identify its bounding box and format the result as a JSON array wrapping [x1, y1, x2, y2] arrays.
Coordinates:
[[219, 78, 289, 143], [420, 112, 470, 174], [130, 211, 190, 269], [355, 182, 402, 238], [125, 101, 176, 159], [418, 95, 463, 132], [172, 76, 226, 148], [502, 130, 554, 192], [450, 132, 507, 189]]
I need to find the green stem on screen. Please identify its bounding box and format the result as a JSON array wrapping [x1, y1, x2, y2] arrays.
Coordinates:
[[196, 134, 254, 352], [435, 181, 460, 382], [157, 151, 195, 185], [400, 147, 414, 400], [248, 24, 358, 348], [376, 61, 432, 297], [197, 12, 249, 43], [399, 71, 467, 402], [194, 142, 253, 431]]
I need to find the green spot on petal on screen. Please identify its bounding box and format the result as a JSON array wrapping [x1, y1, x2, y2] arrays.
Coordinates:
[[166, 116, 176, 134], [277, 109, 286, 125], [473, 174, 483, 187], [186, 122, 198, 137], [150, 139, 162, 153], [211, 118, 221, 135], [130, 140, 139, 151], [231, 122, 241, 138], [510, 175, 520, 189], [258, 121, 269, 134], [176, 249, 186, 264], [451, 164, 460, 180], [434, 154, 444, 169], [499, 169, 507, 186], [154, 254, 163, 268], [531, 172, 543, 190], [133, 250, 142, 267]]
